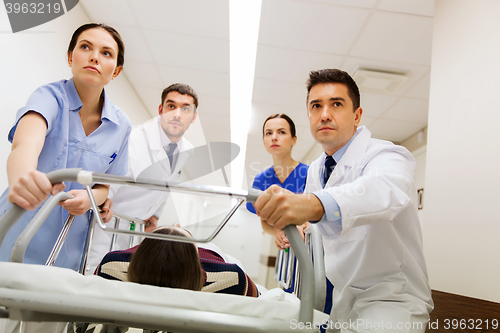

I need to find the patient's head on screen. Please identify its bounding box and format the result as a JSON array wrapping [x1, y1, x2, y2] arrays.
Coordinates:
[[128, 226, 205, 291]]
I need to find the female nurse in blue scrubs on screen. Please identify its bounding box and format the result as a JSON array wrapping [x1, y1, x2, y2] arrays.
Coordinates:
[[0, 23, 132, 271], [247, 113, 333, 315], [246, 113, 308, 249]]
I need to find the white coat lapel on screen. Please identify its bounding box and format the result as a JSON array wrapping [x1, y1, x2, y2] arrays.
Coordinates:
[[305, 155, 324, 193], [148, 118, 167, 163], [325, 126, 371, 187], [130, 116, 168, 180], [170, 148, 193, 179]]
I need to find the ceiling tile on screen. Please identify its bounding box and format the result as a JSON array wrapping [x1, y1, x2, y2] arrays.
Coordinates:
[[343, 57, 429, 96], [250, 102, 308, 132], [310, 0, 376, 9], [123, 61, 163, 88], [405, 72, 431, 99], [254, 45, 344, 83], [134, 85, 163, 117], [378, 0, 435, 17], [259, 0, 370, 54], [361, 92, 398, 118], [197, 95, 230, 116], [204, 131, 230, 144], [350, 11, 433, 66], [199, 114, 230, 132], [111, 25, 154, 63], [252, 79, 306, 108], [359, 115, 377, 128], [80, 0, 136, 26], [145, 29, 229, 73], [158, 65, 230, 99], [129, 0, 229, 39], [368, 119, 426, 142], [383, 97, 429, 123]]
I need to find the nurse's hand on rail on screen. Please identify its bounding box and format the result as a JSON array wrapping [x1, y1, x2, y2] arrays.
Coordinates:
[[99, 198, 114, 223], [275, 223, 310, 249], [297, 222, 311, 241], [254, 185, 324, 230], [8, 170, 65, 210], [275, 230, 290, 249], [144, 215, 158, 233], [58, 189, 91, 216]]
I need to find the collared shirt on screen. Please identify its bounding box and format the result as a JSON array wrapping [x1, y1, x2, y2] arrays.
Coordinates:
[[0, 78, 132, 271], [311, 128, 360, 224], [158, 121, 181, 170]]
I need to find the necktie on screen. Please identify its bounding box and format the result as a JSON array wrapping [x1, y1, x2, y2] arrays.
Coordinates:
[[167, 143, 177, 169], [324, 155, 336, 186]]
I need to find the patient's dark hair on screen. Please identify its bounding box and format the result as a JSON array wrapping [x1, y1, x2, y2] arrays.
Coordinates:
[[128, 227, 205, 291]]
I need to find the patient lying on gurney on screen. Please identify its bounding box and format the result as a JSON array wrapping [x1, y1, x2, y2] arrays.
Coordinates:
[[95, 226, 259, 297]]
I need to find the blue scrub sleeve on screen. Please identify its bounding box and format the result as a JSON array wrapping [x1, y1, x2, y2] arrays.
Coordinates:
[[246, 176, 261, 214], [8, 85, 61, 142]]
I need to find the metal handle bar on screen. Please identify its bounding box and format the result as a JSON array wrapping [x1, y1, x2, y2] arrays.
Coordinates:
[[0, 168, 82, 249], [10, 192, 74, 263], [0, 169, 258, 248], [307, 224, 327, 312], [0, 168, 315, 324]]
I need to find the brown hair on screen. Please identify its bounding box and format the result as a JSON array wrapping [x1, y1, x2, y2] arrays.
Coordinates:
[[262, 113, 297, 138], [161, 83, 199, 109], [68, 23, 125, 68], [306, 69, 360, 111], [128, 227, 205, 291]]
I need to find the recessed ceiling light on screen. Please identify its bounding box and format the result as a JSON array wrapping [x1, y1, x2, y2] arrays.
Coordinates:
[[353, 68, 409, 94]]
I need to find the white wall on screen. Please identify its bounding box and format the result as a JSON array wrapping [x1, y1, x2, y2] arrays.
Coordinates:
[[0, 4, 151, 192], [424, 0, 500, 302]]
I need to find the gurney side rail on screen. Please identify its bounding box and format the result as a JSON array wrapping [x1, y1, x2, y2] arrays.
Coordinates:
[[0, 168, 316, 324]]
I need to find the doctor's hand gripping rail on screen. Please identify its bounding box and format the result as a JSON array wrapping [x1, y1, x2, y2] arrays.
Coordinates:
[[0, 168, 316, 324]]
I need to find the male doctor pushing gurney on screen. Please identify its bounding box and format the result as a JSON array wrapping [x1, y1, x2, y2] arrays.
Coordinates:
[[253, 69, 433, 333]]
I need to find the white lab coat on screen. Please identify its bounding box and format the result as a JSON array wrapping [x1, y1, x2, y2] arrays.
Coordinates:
[[306, 126, 433, 332], [87, 116, 193, 273]]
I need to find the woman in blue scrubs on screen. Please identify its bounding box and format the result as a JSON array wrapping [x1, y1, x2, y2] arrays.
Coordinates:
[[246, 113, 308, 248], [247, 113, 333, 315], [0, 23, 132, 271]]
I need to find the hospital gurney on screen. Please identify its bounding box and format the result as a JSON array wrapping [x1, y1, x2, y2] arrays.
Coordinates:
[[275, 224, 327, 312], [0, 169, 329, 333]]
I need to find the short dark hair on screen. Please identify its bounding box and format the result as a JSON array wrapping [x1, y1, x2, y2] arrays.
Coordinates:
[[68, 23, 125, 68], [161, 83, 199, 109], [128, 227, 205, 291], [262, 113, 297, 138], [306, 69, 360, 111]]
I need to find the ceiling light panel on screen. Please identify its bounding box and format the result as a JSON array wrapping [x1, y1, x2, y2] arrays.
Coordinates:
[[353, 68, 409, 94]]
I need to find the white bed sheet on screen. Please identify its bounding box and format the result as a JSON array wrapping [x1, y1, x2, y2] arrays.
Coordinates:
[[0, 262, 328, 326]]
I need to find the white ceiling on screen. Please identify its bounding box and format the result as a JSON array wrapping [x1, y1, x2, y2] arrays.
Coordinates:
[[79, 0, 434, 187]]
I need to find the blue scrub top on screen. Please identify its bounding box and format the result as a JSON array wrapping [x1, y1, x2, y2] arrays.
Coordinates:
[[246, 161, 334, 315], [0, 78, 131, 271], [246, 162, 309, 214]]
